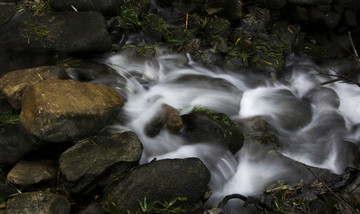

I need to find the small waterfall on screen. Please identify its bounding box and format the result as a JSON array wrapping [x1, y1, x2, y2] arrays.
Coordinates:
[[101, 49, 360, 213]]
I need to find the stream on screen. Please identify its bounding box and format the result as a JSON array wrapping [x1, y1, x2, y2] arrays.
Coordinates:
[[98, 44, 360, 213]]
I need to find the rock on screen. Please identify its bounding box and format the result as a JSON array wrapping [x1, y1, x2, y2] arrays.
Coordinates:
[[49, 0, 121, 15], [142, 14, 168, 41], [182, 108, 244, 154], [6, 160, 57, 186], [234, 116, 268, 135], [204, 17, 231, 39], [288, 0, 332, 5], [144, 104, 183, 137], [5, 191, 70, 214], [105, 158, 211, 213], [255, 0, 287, 9], [0, 3, 17, 26], [0, 66, 67, 109], [59, 132, 142, 194], [78, 203, 104, 214], [0, 124, 45, 167], [20, 79, 124, 142], [45, 12, 112, 54], [309, 7, 342, 28], [240, 88, 312, 131]]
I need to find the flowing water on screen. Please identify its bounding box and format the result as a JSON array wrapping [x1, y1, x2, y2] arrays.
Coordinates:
[[98, 45, 360, 213]]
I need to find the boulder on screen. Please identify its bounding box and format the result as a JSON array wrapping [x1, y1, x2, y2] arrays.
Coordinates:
[[255, 0, 287, 9], [181, 107, 244, 154], [20, 79, 124, 142], [59, 132, 143, 194], [105, 158, 210, 213], [144, 104, 183, 137], [5, 191, 70, 214], [7, 160, 57, 186], [288, 0, 332, 5], [49, 0, 121, 15], [0, 124, 45, 167], [0, 66, 67, 109]]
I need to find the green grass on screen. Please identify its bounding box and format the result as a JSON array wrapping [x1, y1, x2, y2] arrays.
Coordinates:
[[0, 109, 20, 124]]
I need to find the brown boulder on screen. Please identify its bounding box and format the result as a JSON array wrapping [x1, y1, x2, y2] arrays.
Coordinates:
[[20, 79, 124, 142], [0, 66, 66, 109]]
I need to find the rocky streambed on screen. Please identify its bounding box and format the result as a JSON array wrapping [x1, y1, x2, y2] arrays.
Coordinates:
[[0, 0, 360, 213]]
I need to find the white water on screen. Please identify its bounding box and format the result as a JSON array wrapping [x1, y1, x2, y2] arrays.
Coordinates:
[[101, 49, 360, 213]]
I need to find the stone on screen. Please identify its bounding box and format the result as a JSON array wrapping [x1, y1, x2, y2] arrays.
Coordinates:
[[105, 158, 211, 213], [6, 191, 70, 214], [0, 66, 67, 109], [49, 0, 121, 15], [144, 104, 183, 137], [0, 124, 45, 167], [0, 3, 17, 26], [78, 203, 104, 214], [255, 0, 287, 9], [59, 132, 143, 194], [20, 79, 124, 142], [7, 160, 57, 186], [288, 0, 332, 5], [182, 108, 244, 154], [205, 17, 231, 39]]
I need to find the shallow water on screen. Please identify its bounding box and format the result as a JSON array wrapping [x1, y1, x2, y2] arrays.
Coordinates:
[[101, 48, 360, 213]]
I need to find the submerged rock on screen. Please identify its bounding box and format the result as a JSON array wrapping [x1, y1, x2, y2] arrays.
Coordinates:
[[0, 66, 67, 109], [7, 159, 57, 186], [6, 191, 70, 214], [144, 104, 183, 137], [59, 132, 142, 194], [182, 107, 244, 154], [105, 158, 210, 213], [20, 79, 124, 142]]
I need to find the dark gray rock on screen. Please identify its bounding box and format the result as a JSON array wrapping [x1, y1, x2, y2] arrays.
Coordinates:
[[255, 0, 287, 9], [334, 0, 360, 10], [105, 158, 211, 213], [6, 191, 70, 214], [142, 14, 168, 41], [7, 160, 57, 186], [59, 132, 143, 194], [204, 17, 231, 39], [0, 3, 17, 26], [78, 203, 104, 214], [182, 109, 244, 154], [0, 124, 45, 167], [344, 9, 357, 26], [309, 7, 341, 28], [49, 0, 121, 15], [288, 0, 332, 5]]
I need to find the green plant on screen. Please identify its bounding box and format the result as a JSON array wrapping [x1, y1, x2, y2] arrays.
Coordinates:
[[103, 197, 188, 214], [118, 7, 141, 31], [0, 109, 20, 124], [139, 197, 187, 213]]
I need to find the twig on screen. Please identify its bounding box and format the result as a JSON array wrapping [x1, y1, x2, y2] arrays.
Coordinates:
[[304, 164, 358, 214], [348, 31, 360, 63], [185, 13, 189, 30]]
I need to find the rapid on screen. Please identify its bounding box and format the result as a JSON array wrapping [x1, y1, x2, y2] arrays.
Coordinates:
[[100, 45, 360, 213]]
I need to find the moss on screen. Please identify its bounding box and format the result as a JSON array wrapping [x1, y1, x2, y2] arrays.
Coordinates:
[[193, 105, 234, 128]]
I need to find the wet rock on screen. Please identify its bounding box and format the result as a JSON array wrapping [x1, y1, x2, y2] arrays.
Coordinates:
[[0, 66, 67, 109], [0, 124, 45, 167], [288, 0, 332, 5], [204, 17, 231, 39], [236, 7, 271, 34], [202, 0, 242, 21], [20, 79, 124, 142], [240, 88, 312, 131], [304, 87, 340, 110], [78, 203, 104, 214], [49, 0, 121, 15], [0, 3, 17, 26], [105, 158, 211, 213], [145, 104, 183, 137], [182, 108, 244, 154], [6, 191, 70, 214], [234, 116, 268, 135], [142, 14, 168, 41], [59, 132, 142, 194], [309, 7, 341, 28], [255, 0, 287, 9], [7, 160, 57, 186]]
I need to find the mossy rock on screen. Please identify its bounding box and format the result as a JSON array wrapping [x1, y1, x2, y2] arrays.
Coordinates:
[[142, 13, 168, 41]]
